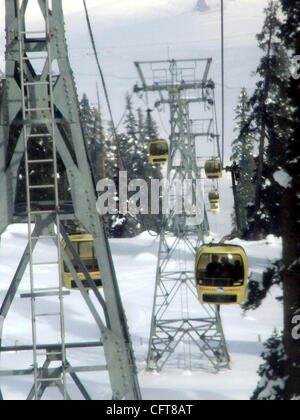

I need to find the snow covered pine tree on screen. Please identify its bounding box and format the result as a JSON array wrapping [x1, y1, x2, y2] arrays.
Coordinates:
[[278, 0, 300, 400], [248, 0, 300, 400], [230, 88, 255, 234], [247, 0, 291, 240], [120, 95, 163, 236]]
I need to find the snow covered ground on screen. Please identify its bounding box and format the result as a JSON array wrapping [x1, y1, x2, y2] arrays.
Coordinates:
[[113, 230, 283, 401], [0, 224, 283, 400]]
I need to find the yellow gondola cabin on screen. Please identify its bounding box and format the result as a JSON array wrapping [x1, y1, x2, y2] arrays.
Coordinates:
[[208, 190, 220, 204], [205, 159, 222, 179], [209, 190, 220, 213], [195, 244, 248, 305], [210, 202, 220, 213], [148, 140, 169, 164], [61, 234, 102, 290]]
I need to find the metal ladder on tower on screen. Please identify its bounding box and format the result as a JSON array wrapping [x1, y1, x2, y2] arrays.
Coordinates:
[[17, 3, 68, 399]]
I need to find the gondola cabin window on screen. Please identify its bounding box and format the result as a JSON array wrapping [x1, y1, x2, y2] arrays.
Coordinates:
[[196, 253, 244, 286]]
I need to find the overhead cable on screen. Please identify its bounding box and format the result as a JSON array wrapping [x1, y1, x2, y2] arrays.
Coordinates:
[[83, 0, 125, 171]]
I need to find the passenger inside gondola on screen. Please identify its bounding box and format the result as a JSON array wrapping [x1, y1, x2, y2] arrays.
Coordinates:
[[233, 260, 244, 281], [197, 253, 246, 285], [220, 257, 234, 278], [206, 255, 222, 278]]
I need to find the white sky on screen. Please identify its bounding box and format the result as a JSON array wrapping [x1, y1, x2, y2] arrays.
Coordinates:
[[0, 0, 269, 71], [0, 0, 196, 69], [0, 0, 195, 27], [0, 0, 268, 32]]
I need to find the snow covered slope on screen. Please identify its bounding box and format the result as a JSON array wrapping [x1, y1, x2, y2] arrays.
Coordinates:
[[0, 225, 283, 400]]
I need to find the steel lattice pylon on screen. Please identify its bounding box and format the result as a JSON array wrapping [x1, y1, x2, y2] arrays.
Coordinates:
[[134, 59, 230, 372], [0, 0, 141, 400]]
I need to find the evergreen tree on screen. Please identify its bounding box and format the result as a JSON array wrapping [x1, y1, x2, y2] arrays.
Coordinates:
[[246, 0, 300, 400], [89, 105, 106, 182], [79, 93, 115, 181], [138, 108, 163, 234], [113, 95, 140, 237], [137, 107, 146, 147], [85, 93, 164, 238], [145, 108, 160, 142], [242, 261, 282, 311], [79, 93, 96, 167], [231, 88, 255, 233], [0, 70, 4, 108], [247, 0, 290, 239], [277, 0, 300, 400], [79, 93, 124, 237], [251, 330, 287, 400], [113, 96, 163, 237], [105, 126, 128, 238], [124, 94, 138, 145]]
